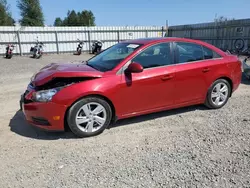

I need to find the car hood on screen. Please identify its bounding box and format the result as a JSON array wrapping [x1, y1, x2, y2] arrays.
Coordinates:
[[31, 61, 103, 86]]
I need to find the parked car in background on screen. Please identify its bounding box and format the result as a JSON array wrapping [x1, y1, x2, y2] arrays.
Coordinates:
[[20, 37, 242, 137]]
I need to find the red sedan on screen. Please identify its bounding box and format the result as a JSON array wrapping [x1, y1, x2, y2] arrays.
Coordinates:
[[20, 37, 242, 137]]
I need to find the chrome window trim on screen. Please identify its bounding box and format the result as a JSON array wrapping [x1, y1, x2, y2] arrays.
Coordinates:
[[117, 57, 224, 75], [174, 57, 224, 66], [117, 60, 176, 75]]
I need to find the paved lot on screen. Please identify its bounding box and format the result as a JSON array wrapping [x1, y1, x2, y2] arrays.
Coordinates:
[[0, 54, 250, 188]]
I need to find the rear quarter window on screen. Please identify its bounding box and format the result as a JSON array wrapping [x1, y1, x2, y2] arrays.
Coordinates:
[[203, 46, 222, 59]]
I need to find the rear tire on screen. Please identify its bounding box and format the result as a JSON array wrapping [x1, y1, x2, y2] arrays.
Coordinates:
[[205, 79, 231, 109], [67, 97, 112, 138], [6, 54, 12, 59]]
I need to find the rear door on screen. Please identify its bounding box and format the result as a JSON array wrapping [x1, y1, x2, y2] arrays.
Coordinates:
[[173, 42, 223, 104]]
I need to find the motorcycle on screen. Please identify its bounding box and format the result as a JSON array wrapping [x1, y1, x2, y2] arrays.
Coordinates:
[[230, 38, 250, 56], [241, 50, 250, 80], [74, 39, 85, 55], [228, 46, 250, 80], [5, 44, 15, 59], [30, 40, 44, 59], [91, 40, 103, 54]]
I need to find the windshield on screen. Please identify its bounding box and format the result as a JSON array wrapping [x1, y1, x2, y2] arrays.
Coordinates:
[[87, 43, 143, 72]]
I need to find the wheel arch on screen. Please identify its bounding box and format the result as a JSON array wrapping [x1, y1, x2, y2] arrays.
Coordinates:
[[214, 76, 233, 97], [64, 94, 117, 131], [205, 76, 233, 109]]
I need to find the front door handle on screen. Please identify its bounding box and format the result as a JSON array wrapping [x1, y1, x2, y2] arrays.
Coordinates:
[[161, 74, 174, 81], [202, 67, 211, 73]]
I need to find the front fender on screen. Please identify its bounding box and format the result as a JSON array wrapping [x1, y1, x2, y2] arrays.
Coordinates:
[[52, 77, 120, 109]]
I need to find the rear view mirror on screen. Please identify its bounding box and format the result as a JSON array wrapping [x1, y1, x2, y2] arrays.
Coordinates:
[[125, 62, 143, 73]]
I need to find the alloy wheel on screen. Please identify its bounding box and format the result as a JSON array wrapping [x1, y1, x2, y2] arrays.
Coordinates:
[[211, 82, 229, 106], [75, 102, 107, 133]]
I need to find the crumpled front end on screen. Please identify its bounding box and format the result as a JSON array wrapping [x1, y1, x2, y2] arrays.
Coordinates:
[[20, 83, 67, 131], [20, 62, 105, 131]]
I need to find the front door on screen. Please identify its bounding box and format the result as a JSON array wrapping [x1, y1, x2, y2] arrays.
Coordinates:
[[116, 42, 176, 117]]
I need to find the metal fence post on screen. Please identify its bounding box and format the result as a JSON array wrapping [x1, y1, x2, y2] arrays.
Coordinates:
[[145, 30, 148, 38], [165, 27, 168, 37], [17, 31, 22, 56], [117, 31, 120, 43], [167, 29, 171, 37], [215, 22, 219, 47], [55, 31, 59, 54], [87, 30, 91, 53]]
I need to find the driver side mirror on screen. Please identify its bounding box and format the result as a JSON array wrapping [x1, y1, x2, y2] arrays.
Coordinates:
[[125, 62, 143, 74]]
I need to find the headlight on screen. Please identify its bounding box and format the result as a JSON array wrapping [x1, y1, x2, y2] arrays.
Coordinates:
[[32, 87, 63, 102]]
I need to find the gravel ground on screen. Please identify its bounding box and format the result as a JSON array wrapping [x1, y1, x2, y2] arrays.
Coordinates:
[[0, 54, 249, 188]]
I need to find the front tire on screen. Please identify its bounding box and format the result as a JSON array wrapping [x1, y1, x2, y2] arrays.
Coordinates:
[[205, 79, 231, 109], [67, 97, 112, 138]]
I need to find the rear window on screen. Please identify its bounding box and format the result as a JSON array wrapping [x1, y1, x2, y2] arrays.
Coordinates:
[[176, 42, 204, 63], [175, 42, 222, 64]]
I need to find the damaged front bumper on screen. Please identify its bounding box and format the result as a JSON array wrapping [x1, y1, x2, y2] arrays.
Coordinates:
[[19, 87, 67, 131]]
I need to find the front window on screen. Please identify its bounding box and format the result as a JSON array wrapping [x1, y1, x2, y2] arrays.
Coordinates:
[[87, 43, 142, 72], [132, 43, 172, 69]]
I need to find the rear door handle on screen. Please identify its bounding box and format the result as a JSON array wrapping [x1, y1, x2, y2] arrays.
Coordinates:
[[202, 68, 211, 73], [161, 74, 174, 81]]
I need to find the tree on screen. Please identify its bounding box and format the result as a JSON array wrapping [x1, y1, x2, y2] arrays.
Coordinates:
[[17, 0, 44, 26], [54, 17, 63, 26], [79, 10, 95, 26], [54, 10, 96, 26], [0, 0, 15, 26], [214, 16, 235, 23], [67, 10, 78, 26]]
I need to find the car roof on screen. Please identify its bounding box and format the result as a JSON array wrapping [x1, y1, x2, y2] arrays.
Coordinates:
[[120, 37, 226, 55], [121, 37, 206, 45]]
